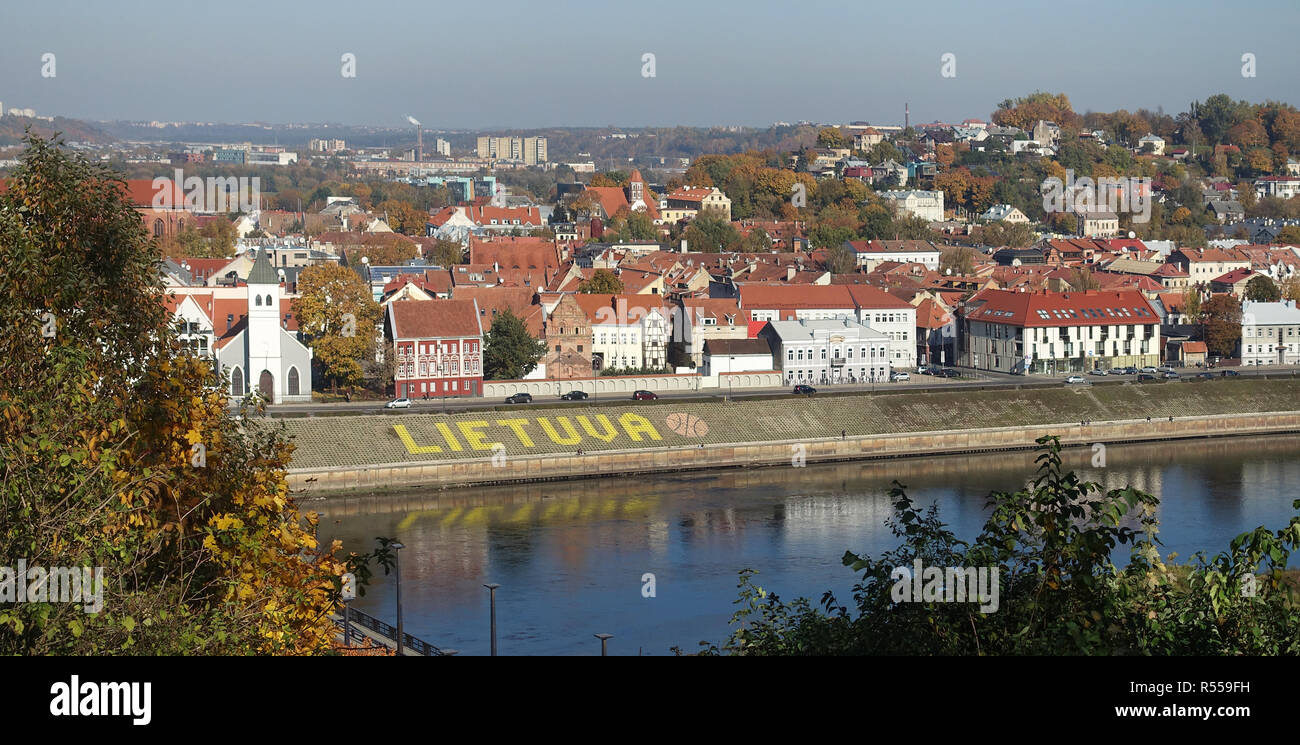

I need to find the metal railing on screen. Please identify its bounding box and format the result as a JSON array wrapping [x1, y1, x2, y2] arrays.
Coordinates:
[[333, 606, 449, 656]]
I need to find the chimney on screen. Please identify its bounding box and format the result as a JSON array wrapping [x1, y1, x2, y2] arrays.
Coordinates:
[[226, 313, 234, 332], [680, 239, 688, 253], [786, 265, 796, 281]]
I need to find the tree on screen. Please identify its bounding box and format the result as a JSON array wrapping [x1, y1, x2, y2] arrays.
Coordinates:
[[483, 309, 547, 380], [1280, 275, 1300, 303], [816, 127, 846, 149], [428, 239, 465, 266], [1244, 275, 1282, 302], [822, 243, 858, 274], [1276, 225, 1300, 244], [378, 199, 428, 235], [1069, 266, 1101, 291], [684, 214, 740, 253], [0, 134, 360, 655], [940, 245, 976, 275], [296, 263, 383, 391], [579, 269, 625, 294], [1201, 294, 1242, 357], [682, 436, 1300, 656], [1182, 287, 1203, 323]]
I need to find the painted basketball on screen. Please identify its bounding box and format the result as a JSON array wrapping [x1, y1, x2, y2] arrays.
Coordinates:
[[665, 412, 709, 437]]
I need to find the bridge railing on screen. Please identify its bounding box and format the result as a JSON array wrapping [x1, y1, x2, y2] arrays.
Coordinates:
[[333, 606, 448, 656]]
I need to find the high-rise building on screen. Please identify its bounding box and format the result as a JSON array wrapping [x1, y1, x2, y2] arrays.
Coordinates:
[[436, 138, 451, 157], [476, 135, 547, 165]]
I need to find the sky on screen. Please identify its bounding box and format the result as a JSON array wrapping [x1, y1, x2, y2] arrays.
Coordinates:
[[1, 0, 1297, 130]]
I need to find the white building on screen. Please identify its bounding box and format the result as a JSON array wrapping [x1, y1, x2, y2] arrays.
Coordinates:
[[1138, 134, 1165, 155], [879, 190, 944, 222], [738, 284, 917, 369], [574, 294, 669, 371], [701, 338, 775, 376], [845, 240, 942, 271], [1240, 300, 1300, 366], [980, 204, 1030, 224], [760, 318, 892, 385], [963, 289, 1161, 374]]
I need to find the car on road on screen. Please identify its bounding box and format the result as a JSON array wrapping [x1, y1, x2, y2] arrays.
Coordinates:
[[559, 390, 589, 400], [505, 393, 533, 404], [936, 368, 960, 378], [1162, 371, 1180, 379], [632, 390, 658, 400], [1139, 366, 1158, 374], [1221, 369, 1240, 377], [1137, 373, 1157, 382], [1065, 375, 1087, 384], [1196, 372, 1215, 379], [1120, 366, 1139, 375], [792, 384, 817, 395], [385, 397, 412, 409], [890, 371, 910, 381], [1089, 368, 1108, 376], [1157, 365, 1177, 374]]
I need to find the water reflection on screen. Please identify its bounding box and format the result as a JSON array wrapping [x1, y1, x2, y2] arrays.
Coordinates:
[[315, 435, 1300, 655]]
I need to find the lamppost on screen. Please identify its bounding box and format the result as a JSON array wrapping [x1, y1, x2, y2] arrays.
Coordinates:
[[483, 583, 500, 656], [392, 541, 405, 655], [594, 633, 613, 656]]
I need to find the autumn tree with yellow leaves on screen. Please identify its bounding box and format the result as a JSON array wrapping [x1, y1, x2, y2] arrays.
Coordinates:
[[0, 135, 367, 655]]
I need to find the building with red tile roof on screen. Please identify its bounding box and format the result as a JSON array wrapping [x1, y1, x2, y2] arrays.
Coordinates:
[[963, 288, 1161, 374], [385, 298, 484, 397]]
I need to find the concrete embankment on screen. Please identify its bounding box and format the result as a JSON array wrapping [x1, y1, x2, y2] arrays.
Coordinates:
[[277, 379, 1300, 494]]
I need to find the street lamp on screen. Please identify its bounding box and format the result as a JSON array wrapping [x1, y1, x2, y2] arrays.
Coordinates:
[[483, 583, 500, 656], [392, 541, 405, 656], [594, 633, 614, 656]]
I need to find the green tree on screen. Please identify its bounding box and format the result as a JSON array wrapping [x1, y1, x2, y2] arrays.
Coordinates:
[[579, 269, 625, 294], [682, 437, 1300, 656], [1244, 275, 1282, 303], [483, 309, 547, 380]]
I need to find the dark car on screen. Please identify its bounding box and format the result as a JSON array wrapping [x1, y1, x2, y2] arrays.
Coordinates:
[[936, 368, 960, 378], [1137, 373, 1157, 382], [1222, 370, 1240, 377], [632, 390, 658, 400], [504, 393, 533, 404], [792, 384, 817, 395], [559, 390, 589, 400], [1196, 372, 1215, 379]]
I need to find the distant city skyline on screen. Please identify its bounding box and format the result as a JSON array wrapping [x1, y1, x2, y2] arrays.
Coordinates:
[[1, 0, 1298, 129]]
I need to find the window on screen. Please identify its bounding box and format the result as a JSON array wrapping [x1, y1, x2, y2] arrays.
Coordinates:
[[787, 349, 794, 361], [255, 295, 262, 306]]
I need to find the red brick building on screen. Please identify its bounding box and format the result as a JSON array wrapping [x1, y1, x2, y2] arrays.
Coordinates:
[[386, 299, 485, 397]]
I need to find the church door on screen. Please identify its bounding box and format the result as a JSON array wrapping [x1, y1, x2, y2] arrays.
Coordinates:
[[259, 370, 274, 404]]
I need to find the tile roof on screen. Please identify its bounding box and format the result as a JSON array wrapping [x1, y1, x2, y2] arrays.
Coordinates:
[[387, 298, 483, 340], [966, 289, 1159, 327]]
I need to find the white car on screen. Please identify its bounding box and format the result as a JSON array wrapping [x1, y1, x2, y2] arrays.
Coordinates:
[[385, 397, 412, 409], [1088, 368, 1108, 376], [1065, 375, 1087, 384], [1139, 366, 1158, 374], [890, 371, 910, 381]]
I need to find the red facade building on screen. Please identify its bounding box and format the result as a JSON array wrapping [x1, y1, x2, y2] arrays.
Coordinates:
[[386, 299, 485, 397]]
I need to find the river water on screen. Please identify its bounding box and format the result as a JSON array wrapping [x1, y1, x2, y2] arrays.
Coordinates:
[[314, 435, 1300, 655]]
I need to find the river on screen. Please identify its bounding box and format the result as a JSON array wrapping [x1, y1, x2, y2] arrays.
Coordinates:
[[314, 434, 1300, 655]]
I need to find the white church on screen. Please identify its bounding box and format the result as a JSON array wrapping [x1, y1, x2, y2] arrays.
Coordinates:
[[168, 249, 314, 404]]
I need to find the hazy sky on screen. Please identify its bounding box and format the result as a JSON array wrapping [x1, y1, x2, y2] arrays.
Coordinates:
[[2, 0, 1297, 129]]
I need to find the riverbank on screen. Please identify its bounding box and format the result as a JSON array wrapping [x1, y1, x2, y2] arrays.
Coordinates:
[[277, 378, 1300, 494]]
